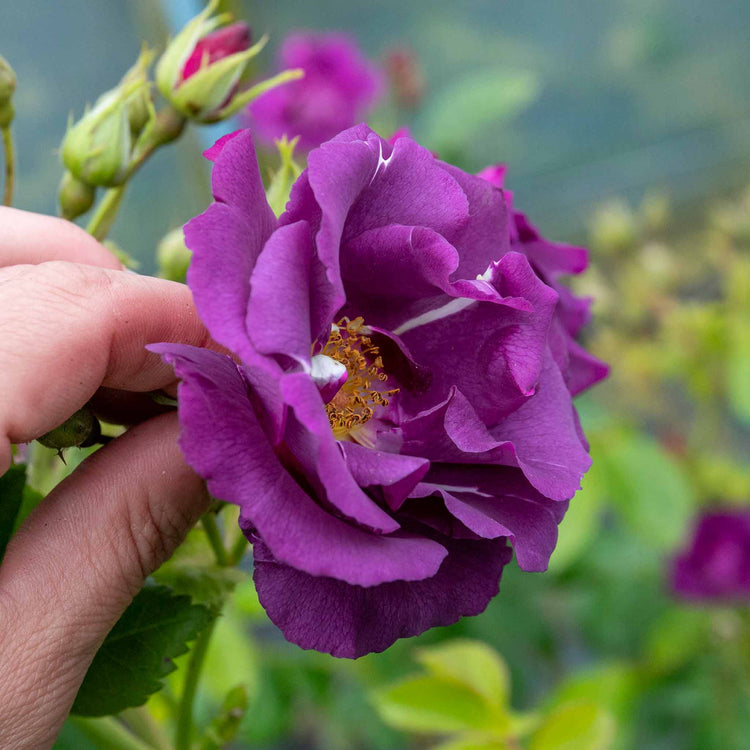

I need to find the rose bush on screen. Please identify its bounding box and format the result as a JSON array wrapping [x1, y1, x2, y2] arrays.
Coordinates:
[[153, 125, 605, 657]]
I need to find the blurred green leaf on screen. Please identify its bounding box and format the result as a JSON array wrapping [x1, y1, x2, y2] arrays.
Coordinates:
[[415, 639, 511, 710], [529, 700, 615, 750], [643, 607, 710, 677], [421, 69, 538, 151], [72, 582, 211, 716], [727, 315, 750, 424], [547, 662, 638, 727], [433, 732, 511, 750], [599, 431, 695, 550], [0, 464, 26, 562], [373, 675, 495, 734]]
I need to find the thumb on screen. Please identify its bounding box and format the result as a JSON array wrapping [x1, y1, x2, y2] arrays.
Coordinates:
[[0, 412, 209, 749]]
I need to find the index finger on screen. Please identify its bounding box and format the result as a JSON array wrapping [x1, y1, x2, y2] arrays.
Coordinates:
[[0, 261, 214, 472], [0, 207, 124, 269]]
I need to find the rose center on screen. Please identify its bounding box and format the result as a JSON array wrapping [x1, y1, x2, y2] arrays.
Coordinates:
[[320, 317, 398, 440]]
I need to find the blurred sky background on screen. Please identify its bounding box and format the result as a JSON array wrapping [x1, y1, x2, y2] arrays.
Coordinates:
[[2, 0, 750, 272]]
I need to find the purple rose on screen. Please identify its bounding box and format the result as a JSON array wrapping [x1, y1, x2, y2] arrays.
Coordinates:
[[247, 33, 383, 151], [153, 126, 601, 657], [671, 510, 750, 602]]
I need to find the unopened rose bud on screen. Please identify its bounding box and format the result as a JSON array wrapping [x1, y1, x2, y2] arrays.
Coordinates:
[[0, 54, 16, 106], [121, 46, 156, 137], [157, 226, 191, 282], [37, 407, 101, 454], [58, 171, 96, 220], [156, 0, 301, 123], [61, 76, 147, 187]]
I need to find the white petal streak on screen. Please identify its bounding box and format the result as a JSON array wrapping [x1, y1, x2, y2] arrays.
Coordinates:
[[393, 297, 477, 336]]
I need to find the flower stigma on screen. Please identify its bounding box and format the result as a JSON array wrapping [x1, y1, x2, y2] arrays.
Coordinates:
[[319, 316, 398, 441]]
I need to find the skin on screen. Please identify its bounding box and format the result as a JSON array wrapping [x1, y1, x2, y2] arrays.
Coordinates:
[[0, 207, 213, 748]]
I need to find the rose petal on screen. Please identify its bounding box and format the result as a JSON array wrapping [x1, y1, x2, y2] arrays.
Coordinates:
[[185, 130, 275, 360], [253, 535, 512, 658]]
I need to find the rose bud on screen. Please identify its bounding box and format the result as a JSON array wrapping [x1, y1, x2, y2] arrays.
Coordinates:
[[58, 170, 96, 221], [37, 407, 101, 455], [0, 54, 16, 106], [61, 74, 147, 187], [155, 0, 301, 123], [157, 226, 192, 283]]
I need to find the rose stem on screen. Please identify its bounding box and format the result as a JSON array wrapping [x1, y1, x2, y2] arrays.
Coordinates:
[[201, 512, 229, 567], [174, 616, 217, 750], [68, 716, 152, 750], [2, 125, 15, 206]]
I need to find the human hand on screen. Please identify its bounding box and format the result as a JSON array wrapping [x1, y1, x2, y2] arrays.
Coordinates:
[[0, 207, 211, 748]]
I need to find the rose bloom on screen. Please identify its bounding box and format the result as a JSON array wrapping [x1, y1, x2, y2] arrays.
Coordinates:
[[153, 125, 605, 657], [247, 32, 382, 151], [672, 510, 750, 602]]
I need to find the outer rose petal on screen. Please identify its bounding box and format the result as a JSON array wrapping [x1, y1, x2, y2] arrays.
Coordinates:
[[492, 350, 591, 500], [253, 536, 512, 658], [150, 343, 447, 587], [184, 130, 276, 361]]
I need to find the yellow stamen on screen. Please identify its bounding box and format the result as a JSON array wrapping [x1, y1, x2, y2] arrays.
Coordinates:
[[321, 317, 398, 439]]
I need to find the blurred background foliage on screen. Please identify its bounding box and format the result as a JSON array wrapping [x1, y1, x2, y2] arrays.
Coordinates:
[[1, 0, 747, 748]]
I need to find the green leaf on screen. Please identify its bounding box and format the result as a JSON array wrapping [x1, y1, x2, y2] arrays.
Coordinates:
[[415, 639, 511, 710], [547, 662, 638, 724], [529, 700, 615, 750], [600, 431, 695, 550], [421, 69, 538, 152], [0, 464, 26, 562], [372, 675, 494, 734], [433, 732, 512, 750], [71, 582, 212, 716]]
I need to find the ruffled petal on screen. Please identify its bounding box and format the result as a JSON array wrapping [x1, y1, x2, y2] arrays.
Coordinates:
[[340, 441, 429, 510], [253, 536, 512, 658], [492, 350, 591, 500], [395, 252, 557, 422], [412, 465, 567, 572]]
